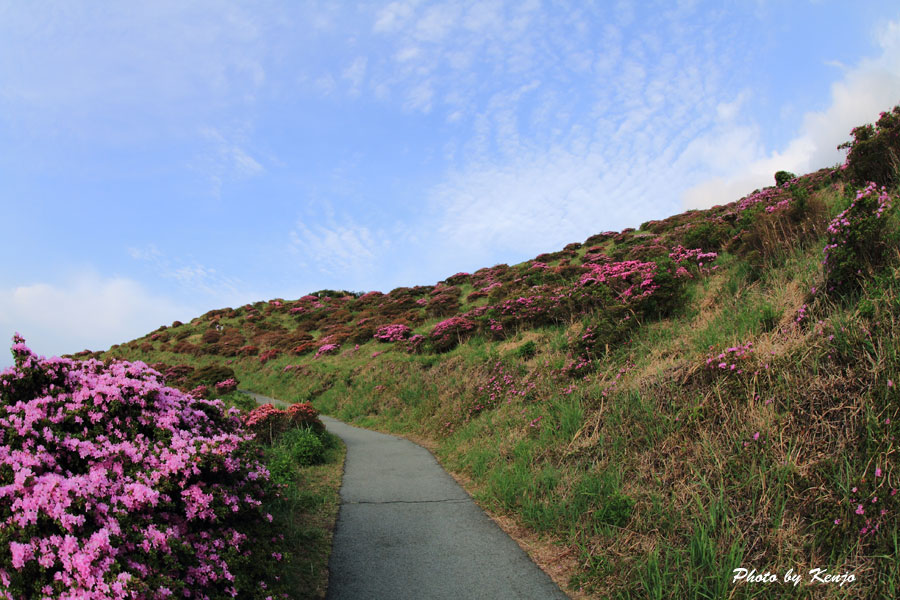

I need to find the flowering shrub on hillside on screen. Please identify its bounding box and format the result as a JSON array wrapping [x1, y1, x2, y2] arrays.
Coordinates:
[[429, 317, 476, 352], [258, 348, 280, 364], [188, 383, 209, 399], [579, 260, 659, 302], [237, 345, 259, 356], [0, 336, 284, 598], [839, 105, 900, 187], [215, 378, 238, 394], [291, 342, 316, 356], [244, 402, 324, 444], [668, 246, 718, 267], [405, 334, 425, 354], [823, 182, 897, 295], [373, 324, 412, 343], [314, 344, 340, 359]]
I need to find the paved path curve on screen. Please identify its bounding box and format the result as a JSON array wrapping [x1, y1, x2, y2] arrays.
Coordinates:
[[243, 392, 567, 599], [323, 417, 568, 600]]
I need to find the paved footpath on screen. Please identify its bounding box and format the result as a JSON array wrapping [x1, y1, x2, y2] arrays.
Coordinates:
[[245, 392, 568, 599], [321, 416, 569, 600]]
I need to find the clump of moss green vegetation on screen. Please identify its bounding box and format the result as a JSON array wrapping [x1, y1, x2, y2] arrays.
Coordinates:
[[100, 106, 900, 598]]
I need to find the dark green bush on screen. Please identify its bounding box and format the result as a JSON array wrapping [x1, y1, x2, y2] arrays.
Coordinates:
[[774, 170, 796, 187], [266, 427, 327, 486], [515, 340, 537, 360], [184, 365, 237, 389], [681, 221, 731, 251]]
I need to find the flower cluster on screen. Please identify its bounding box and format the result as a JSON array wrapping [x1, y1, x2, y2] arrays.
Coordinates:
[[668, 245, 718, 267], [705, 342, 754, 372], [823, 182, 895, 294], [429, 317, 476, 352], [243, 402, 323, 444], [579, 260, 659, 302], [470, 362, 535, 418], [258, 348, 280, 364], [764, 198, 791, 213], [0, 337, 282, 598], [188, 383, 209, 399], [215, 378, 238, 393], [314, 344, 340, 359], [834, 466, 897, 539], [405, 334, 425, 354], [373, 324, 412, 343]]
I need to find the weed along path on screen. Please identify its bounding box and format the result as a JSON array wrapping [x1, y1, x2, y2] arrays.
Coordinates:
[[322, 416, 568, 600]]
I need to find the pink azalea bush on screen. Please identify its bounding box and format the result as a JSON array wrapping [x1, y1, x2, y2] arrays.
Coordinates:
[[313, 344, 339, 359], [429, 317, 476, 353], [258, 349, 279, 364], [823, 182, 896, 295], [668, 245, 718, 268], [579, 260, 659, 302], [243, 402, 324, 444], [404, 334, 425, 354], [214, 378, 238, 394], [373, 324, 412, 343], [188, 383, 209, 399], [0, 336, 285, 599]]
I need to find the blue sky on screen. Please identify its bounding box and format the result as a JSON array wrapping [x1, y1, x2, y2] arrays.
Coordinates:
[[2, 0, 900, 366]]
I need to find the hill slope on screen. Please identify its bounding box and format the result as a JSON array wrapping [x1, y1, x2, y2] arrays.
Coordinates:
[[100, 106, 900, 598]]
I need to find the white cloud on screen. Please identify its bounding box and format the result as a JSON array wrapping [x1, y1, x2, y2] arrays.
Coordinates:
[[683, 20, 900, 209], [425, 143, 680, 265], [0, 273, 194, 369]]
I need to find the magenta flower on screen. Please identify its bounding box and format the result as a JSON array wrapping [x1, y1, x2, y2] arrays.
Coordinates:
[[0, 336, 283, 597]]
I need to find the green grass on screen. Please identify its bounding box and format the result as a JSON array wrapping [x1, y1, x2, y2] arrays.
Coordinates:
[[260, 427, 345, 599]]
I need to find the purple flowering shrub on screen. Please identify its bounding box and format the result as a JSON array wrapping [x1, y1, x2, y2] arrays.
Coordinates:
[[373, 324, 412, 343], [823, 182, 897, 295], [0, 336, 285, 599], [579, 260, 659, 302], [429, 317, 476, 352], [313, 344, 340, 359], [404, 334, 425, 354], [214, 378, 238, 394], [244, 402, 324, 445], [839, 105, 900, 187], [466, 362, 535, 419]]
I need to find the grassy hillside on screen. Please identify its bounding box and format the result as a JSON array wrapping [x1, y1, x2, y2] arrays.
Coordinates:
[[98, 106, 900, 598]]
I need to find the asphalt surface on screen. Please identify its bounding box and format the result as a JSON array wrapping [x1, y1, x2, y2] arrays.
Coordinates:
[[244, 391, 568, 599], [321, 416, 569, 600]]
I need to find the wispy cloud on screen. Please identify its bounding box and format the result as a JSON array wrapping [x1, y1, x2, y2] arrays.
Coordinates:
[[128, 244, 249, 302], [375, 1, 756, 265], [289, 217, 389, 280], [683, 19, 900, 209], [191, 126, 265, 196]]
